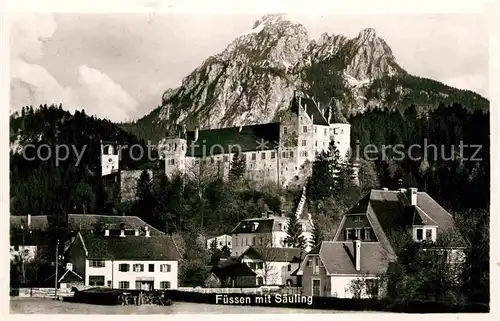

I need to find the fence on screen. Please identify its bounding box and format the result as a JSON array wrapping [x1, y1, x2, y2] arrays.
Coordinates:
[[177, 286, 302, 295], [14, 286, 95, 298]]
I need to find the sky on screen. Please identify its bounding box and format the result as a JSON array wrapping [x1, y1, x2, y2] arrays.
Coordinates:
[[9, 10, 490, 122]]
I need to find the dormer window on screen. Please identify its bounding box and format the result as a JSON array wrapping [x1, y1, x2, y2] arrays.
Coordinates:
[[426, 229, 432, 240], [416, 228, 423, 241]]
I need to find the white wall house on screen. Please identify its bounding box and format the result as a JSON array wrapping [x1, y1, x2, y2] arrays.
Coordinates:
[[66, 227, 182, 290], [206, 234, 232, 250], [231, 215, 313, 256], [239, 246, 303, 286]]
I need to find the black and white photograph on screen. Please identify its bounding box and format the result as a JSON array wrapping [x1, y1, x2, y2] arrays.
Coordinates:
[[4, 0, 495, 315]]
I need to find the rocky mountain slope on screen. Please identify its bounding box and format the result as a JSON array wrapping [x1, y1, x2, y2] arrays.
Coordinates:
[[141, 14, 488, 132]]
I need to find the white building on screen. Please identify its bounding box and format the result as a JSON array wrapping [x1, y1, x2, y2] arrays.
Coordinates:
[[206, 234, 232, 250], [66, 226, 181, 290], [230, 213, 313, 257], [162, 94, 351, 190], [239, 246, 303, 286]]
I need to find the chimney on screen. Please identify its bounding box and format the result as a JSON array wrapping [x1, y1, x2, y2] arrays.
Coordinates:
[[145, 225, 150, 237], [354, 239, 361, 271], [409, 187, 418, 206], [194, 127, 199, 142], [27, 214, 31, 229], [104, 229, 110, 236], [134, 229, 139, 236]]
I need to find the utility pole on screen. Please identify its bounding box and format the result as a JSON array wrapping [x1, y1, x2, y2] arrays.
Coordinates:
[[54, 239, 59, 299], [21, 224, 26, 285]]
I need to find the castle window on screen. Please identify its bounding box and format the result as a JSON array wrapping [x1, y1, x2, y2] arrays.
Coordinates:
[[261, 152, 266, 160], [290, 151, 294, 158], [282, 152, 286, 158], [301, 140, 307, 146], [303, 126, 308, 133], [252, 153, 256, 160], [173, 143, 177, 151], [271, 151, 276, 159], [223, 155, 229, 162], [304, 151, 308, 157], [283, 127, 288, 134]]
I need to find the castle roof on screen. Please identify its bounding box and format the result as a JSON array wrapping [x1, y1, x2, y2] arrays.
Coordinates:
[[185, 123, 280, 157]]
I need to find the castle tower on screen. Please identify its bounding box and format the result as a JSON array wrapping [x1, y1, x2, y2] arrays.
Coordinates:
[[163, 125, 188, 178], [329, 123, 351, 161], [101, 140, 120, 176]]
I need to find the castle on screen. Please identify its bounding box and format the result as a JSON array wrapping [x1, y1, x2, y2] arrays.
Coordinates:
[[162, 94, 351, 189]]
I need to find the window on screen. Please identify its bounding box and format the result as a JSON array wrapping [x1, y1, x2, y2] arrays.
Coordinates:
[[89, 275, 105, 286], [364, 228, 372, 241], [289, 151, 294, 158], [89, 260, 105, 268], [416, 228, 423, 241], [271, 151, 276, 159], [252, 236, 256, 245], [425, 229, 432, 240], [133, 264, 144, 272], [345, 228, 353, 240], [313, 257, 320, 274], [315, 141, 318, 147], [149, 264, 155, 272], [252, 153, 256, 160], [160, 281, 171, 289], [283, 127, 288, 134], [223, 155, 229, 162], [301, 140, 307, 146], [307, 259, 312, 267], [281, 152, 286, 158], [303, 126, 308, 133], [353, 216, 362, 222], [119, 281, 130, 289], [355, 228, 362, 240], [118, 263, 129, 272], [107, 280, 111, 287], [257, 277, 264, 286], [303, 151, 308, 157], [256, 262, 263, 270], [210, 157, 214, 164], [287, 264, 291, 271], [261, 152, 266, 160], [160, 264, 171, 272]]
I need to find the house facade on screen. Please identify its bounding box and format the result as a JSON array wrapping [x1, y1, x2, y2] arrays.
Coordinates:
[[239, 246, 303, 286], [161, 93, 351, 189], [206, 234, 232, 250], [230, 214, 313, 256], [66, 226, 181, 290], [297, 187, 465, 298]]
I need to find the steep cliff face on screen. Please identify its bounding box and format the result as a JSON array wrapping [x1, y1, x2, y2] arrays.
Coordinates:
[[150, 15, 488, 132]]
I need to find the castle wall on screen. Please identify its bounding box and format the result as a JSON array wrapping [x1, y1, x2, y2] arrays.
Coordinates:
[[164, 138, 188, 178]]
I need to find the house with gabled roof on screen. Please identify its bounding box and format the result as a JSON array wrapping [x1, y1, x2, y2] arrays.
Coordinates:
[[296, 187, 466, 298], [65, 225, 181, 291], [230, 212, 313, 256], [239, 246, 304, 286]]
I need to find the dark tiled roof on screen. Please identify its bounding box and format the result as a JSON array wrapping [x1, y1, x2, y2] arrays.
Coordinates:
[[293, 96, 329, 126], [231, 218, 275, 234], [211, 257, 256, 277], [340, 189, 465, 248], [346, 193, 371, 214], [231, 216, 313, 234], [240, 246, 304, 262], [10, 216, 49, 230], [185, 123, 281, 157], [316, 241, 395, 275], [10, 214, 164, 235], [10, 230, 49, 246], [79, 232, 181, 261], [68, 214, 164, 235]]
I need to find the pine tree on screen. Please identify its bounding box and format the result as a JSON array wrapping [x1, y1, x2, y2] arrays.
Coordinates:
[[228, 153, 246, 181], [311, 221, 323, 248], [136, 170, 152, 201], [307, 140, 341, 201], [284, 212, 305, 248]]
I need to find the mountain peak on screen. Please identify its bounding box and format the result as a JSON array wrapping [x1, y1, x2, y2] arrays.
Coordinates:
[[252, 13, 287, 29], [358, 28, 377, 40]]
